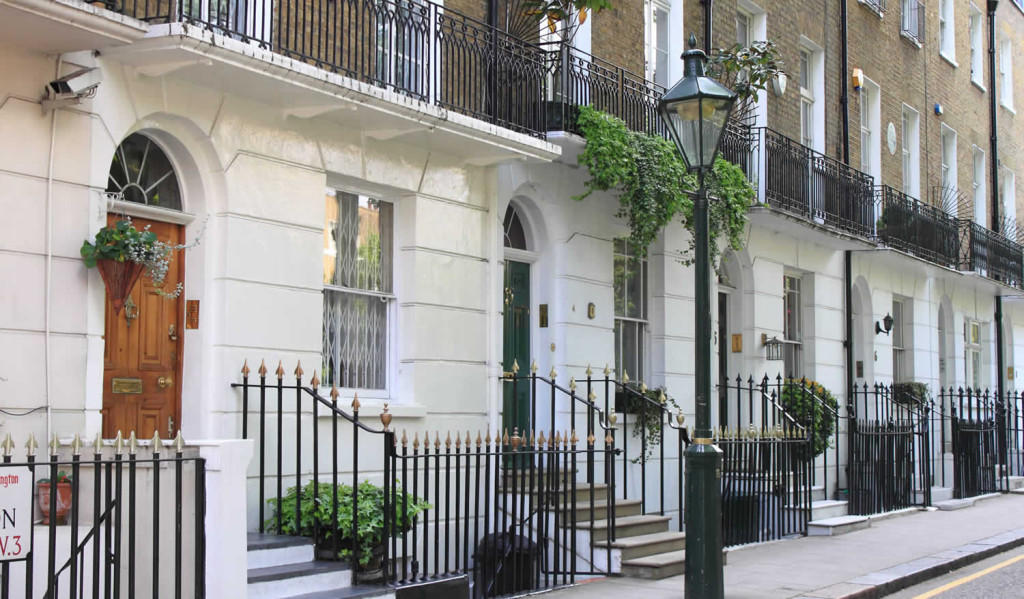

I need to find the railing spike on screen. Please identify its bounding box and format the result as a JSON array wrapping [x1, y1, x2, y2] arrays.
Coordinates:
[[622, 370, 630, 384], [413, 432, 420, 450], [529, 429, 536, 447], [588, 389, 597, 402], [677, 411, 685, 426], [310, 370, 320, 389], [114, 431, 125, 454], [476, 431, 483, 447], [330, 385, 339, 403], [538, 431, 547, 446], [151, 430, 162, 452], [49, 433, 60, 456], [605, 430, 614, 445], [92, 432, 102, 454], [640, 382, 647, 394], [0, 434, 13, 457], [446, 431, 452, 449], [434, 432, 441, 449], [352, 393, 361, 412], [585, 364, 593, 377], [241, 360, 251, 377], [659, 390, 666, 404], [401, 430, 408, 447], [550, 365, 557, 379], [569, 377, 577, 392], [455, 432, 462, 448], [275, 360, 285, 379], [174, 430, 186, 453], [587, 431, 595, 445], [603, 364, 611, 376], [530, 360, 538, 374], [380, 403, 392, 431], [512, 359, 520, 374], [25, 434, 38, 457], [608, 408, 617, 427], [485, 430, 492, 445], [258, 359, 268, 377], [294, 361, 304, 378], [570, 430, 579, 445], [128, 431, 138, 454], [465, 430, 472, 447], [502, 429, 510, 446]]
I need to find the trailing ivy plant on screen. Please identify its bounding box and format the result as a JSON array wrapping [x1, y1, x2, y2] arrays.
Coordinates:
[[572, 42, 783, 261], [574, 106, 752, 266], [779, 379, 839, 459]]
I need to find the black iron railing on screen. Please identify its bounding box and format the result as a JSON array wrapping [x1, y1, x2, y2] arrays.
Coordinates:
[[0, 439, 206, 598], [942, 388, 999, 498], [959, 221, 1024, 288], [848, 383, 932, 515], [165, 0, 551, 137], [757, 128, 876, 238], [547, 46, 664, 136], [877, 186, 959, 268], [716, 376, 813, 546]]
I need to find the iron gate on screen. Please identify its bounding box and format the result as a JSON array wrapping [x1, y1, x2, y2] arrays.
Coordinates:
[[848, 384, 932, 515], [945, 388, 999, 498]]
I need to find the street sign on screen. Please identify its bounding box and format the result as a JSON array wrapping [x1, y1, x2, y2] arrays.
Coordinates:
[[0, 467, 33, 561]]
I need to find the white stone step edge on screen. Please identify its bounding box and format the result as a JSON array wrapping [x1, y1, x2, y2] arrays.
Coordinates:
[[247, 543, 316, 570], [248, 568, 352, 599]]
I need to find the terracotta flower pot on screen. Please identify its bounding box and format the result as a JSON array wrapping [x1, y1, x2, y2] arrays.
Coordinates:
[[37, 482, 73, 525], [96, 259, 145, 315]]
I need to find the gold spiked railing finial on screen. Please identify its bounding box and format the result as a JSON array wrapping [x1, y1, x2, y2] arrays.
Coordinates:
[[603, 364, 611, 376], [92, 432, 102, 455], [241, 360, 251, 377], [352, 393, 361, 413], [71, 434, 83, 456], [512, 359, 520, 374], [128, 431, 138, 455], [258, 359, 268, 377], [607, 408, 617, 427], [586, 364, 593, 377], [114, 431, 125, 455], [48, 433, 60, 456], [380, 404, 392, 431], [151, 430, 162, 452], [622, 370, 630, 384], [26, 434, 38, 457], [549, 365, 557, 379], [294, 361, 304, 378], [1, 434, 14, 457], [310, 370, 320, 389], [275, 360, 285, 379], [330, 385, 340, 404], [569, 377, 577, 393], [174, 430, 186, 453], [530, 359, 538, 374]]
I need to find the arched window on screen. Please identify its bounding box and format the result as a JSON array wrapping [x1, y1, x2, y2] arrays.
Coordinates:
[[503, 204, 528, 250], [106, 133, 182, 211]]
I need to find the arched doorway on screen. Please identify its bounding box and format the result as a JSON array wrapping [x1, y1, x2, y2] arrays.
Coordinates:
[[502, 202, 534, 435], [101, 133, 185, 440]]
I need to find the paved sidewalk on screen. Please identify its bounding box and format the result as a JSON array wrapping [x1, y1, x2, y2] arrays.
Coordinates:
[[542, 493, 1024, 599]]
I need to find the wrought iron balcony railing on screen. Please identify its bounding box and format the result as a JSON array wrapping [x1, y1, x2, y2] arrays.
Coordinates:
[[546, 45, 665, 136], [959, 221, 1024, 288], [877, 185, 959, 268], [754, 128, 876, 238]]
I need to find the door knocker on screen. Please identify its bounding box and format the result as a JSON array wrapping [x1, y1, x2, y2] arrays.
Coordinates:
[[124, 295, 139, 328]]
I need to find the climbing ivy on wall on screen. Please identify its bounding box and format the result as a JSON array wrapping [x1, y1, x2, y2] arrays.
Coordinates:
[[573, 106, 753, 266]]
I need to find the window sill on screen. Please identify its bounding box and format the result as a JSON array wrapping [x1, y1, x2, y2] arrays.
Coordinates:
[[857, 0, 884, 17], [1001, 102, 1017, 115], [972, 79, 987, 93], [900, 31, 923, 48], [939, 52, 958, 68], [312, 390, 428, 418]]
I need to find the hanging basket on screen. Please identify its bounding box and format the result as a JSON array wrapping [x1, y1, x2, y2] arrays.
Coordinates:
[[96, 259, 145, 315]]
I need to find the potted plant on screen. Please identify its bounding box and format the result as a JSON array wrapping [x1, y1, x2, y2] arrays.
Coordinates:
[[80, 219, 197, 313], [266, 480, 430, 580], [892, 382, 929, 406], [615, 385, 680, 462], [779, 379, 839, 459], [37, 471, 73, 525]]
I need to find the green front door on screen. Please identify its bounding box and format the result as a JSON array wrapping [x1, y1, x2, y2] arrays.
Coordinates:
[[503, 261, 531, 437]]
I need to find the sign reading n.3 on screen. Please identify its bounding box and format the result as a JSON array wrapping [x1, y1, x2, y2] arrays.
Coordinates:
[[0, 466, 33, 561]]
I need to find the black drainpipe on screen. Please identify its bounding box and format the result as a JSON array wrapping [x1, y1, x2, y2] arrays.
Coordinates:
[[840, 0, 850, 164], [987, 0, 1008, 473], [702, 0, 713, 53]]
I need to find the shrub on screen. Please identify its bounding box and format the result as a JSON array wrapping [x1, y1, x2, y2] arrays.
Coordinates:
[[778, 379, 838, 458]]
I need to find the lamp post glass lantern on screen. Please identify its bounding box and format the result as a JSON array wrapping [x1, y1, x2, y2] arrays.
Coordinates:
[[658, 33, 737, 599]]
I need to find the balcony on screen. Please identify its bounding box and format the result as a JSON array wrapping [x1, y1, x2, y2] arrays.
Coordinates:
[[546, 45, 664, 137], [753, 128, 877, 238], [877, 185, 958, 268], [960, 221, 1024, 288]]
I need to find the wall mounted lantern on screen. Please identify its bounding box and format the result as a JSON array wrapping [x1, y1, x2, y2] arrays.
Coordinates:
[[876, 312, 894, 336], [761, 333, 784, 361]]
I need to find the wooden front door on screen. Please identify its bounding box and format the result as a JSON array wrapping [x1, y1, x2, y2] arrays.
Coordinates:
[[102, 215, 184, 440], [502, 261, 531, 436]]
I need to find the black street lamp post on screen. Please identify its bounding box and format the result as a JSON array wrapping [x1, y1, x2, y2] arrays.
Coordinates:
[[657, 34, 737, 599]]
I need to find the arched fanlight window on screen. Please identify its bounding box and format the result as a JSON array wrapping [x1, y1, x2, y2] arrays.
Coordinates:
[[106, 133, 183, 210], [503, 204, 528, 250]]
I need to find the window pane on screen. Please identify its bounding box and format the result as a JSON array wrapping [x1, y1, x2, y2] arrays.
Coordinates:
[[325, 191, 393, 293], [615, 319, 644, 380], [323, 290, 388, 389]]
